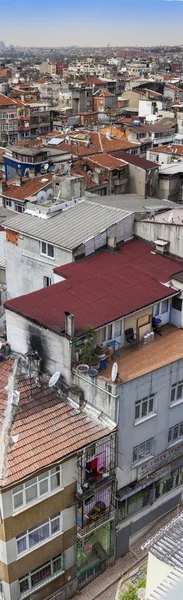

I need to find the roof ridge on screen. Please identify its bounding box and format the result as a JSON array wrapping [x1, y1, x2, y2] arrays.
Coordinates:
[[0, 358, 19, 485]]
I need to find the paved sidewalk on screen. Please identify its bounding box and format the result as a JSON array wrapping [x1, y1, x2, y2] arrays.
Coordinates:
[[73, 505, 181, 600]]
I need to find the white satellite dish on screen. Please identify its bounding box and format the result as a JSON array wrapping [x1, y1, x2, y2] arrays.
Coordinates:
[[37, 190, 47, 203], [48, 371, 60, 388], [44, 163, 49, 171], [111, 362, 118, 383]]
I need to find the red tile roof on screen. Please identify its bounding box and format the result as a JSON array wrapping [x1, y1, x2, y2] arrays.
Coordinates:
[[5, 240, 182, 337], [110, 150, 158, 170], [2, 174, 53, 202], [0, 360, 113, 486], [0, 94, 16, 106], [86, 153, 127, 170]]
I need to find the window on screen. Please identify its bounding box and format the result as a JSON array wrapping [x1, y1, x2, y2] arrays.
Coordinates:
[[133, 438, 154, 464], [135, 394, 155, 421], [154, 302, 160, 317], [6, 199, 12, 208], [12, 466, 61, 511], [172, 296, 182, 312], [170, 380, 183, 404], [114, 320, 122, 338], [19, 554, 64, 598], [16, 513, 61, 555], [41, 241, 54, 258], [161, 299, 168, 314], [168, 421, 183, 445], [43, 276, 51, 287], [15, 204, 24, 213]]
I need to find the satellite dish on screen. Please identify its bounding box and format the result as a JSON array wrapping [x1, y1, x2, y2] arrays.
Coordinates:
[[48, 371, 60, 388], [37, 190, 47, 203], [111, 362, 118, 383], [44, 163, 49, 171]]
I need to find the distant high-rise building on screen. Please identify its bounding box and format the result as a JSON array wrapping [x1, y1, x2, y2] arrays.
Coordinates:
[[0, 41, 5, 50]]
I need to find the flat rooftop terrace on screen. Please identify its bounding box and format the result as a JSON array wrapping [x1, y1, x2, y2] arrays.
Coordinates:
[[98, 324, 183, 384]]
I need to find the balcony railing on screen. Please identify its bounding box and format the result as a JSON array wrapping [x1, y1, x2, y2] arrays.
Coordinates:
[[77, 433, 117, 493], [77, 477, 116, 537]]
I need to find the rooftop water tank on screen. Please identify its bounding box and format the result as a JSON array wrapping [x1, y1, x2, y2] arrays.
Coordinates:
[[134, 120, 141, 126]]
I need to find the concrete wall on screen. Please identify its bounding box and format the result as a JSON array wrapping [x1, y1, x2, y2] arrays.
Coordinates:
[[5, 237, 72, 298], [6, 310, 72, 382], [135, 220, 183, 259], [124, 306, 152, 336], [128, 164, 146, 196], [116, 491, 181, 558], [145, 553, 171, 599], [158, 174, 181, 202]]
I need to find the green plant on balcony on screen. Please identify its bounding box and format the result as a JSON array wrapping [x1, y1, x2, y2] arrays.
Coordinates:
[[79, 325, 98, 367]]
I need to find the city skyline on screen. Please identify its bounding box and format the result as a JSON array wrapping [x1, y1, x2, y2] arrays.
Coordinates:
[[1, 0, 183, 48]]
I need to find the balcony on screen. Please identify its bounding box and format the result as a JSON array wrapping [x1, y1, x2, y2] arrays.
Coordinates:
[[77, 434, 117, 492], [97, 324, 183, 385], [77, 480, 116, 538]]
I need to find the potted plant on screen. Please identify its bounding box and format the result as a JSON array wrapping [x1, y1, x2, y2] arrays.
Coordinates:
[[79, 325, 100, 368]]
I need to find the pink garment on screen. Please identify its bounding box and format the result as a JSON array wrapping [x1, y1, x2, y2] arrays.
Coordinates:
[[97, 453, 105, 470]]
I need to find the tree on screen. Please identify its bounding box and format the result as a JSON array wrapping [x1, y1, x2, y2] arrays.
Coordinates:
[[120, 585, 138, 600]]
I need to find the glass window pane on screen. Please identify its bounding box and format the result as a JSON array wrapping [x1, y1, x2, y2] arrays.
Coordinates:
[[133, 448, 137, 462], [20, 577, 29, 594], [171, 387, 176, 403], [14, 491, 23, 509], [135, 403, 140, 420], [161, 299, 168, 314], [50, 467, 60, 490], [154, 303, 160, 317], [17, 535, 27, 554], [39, 478, 49, 496], [142, 400, 148, 417], [51, 516, 60, 535], [180, 422, 183, 437], [42, 241, 46, 254], [48, 244, 54, 258], [173, 425, 179, 441], [145, 440, 151, 455], [31, 562, 51, 588], [29, 522, 49, 547], [177, 384, 183, 400], [114, 320, 121, 338], [168, 428, 172, 444], [25, 483, 37, 504], [100, 327, 106, 343], [108, 324, 112, 340], [139, 444, 145, 459], [149, 397, 154, 413], [53, 556, 61, 573]]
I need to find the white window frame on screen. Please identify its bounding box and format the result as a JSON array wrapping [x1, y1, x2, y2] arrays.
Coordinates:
[[41, 241, 54, 259], [12, 465, 62, 513], [168, 421, 183, 445], [135, 394, 155, 422], [153, 299, 170, 323], [133, 438, 154, 464], [16, 513, 62, 556], [19, 554, 64, 599], [170, 381, 183, 406]]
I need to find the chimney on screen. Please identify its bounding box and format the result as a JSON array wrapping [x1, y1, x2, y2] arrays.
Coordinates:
[[16, 175, 23, 186], [65, 312, 75, 337], [1, 180, 8, 193], [107, 235, 117, 252]]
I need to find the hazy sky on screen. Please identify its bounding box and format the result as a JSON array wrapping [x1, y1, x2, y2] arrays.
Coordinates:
[[1, 0, 183, 47]]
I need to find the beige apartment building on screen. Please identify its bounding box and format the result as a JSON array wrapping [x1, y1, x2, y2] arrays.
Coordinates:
[[0, 357, 116, 600]]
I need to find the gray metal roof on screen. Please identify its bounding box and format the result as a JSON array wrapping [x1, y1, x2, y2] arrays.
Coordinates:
[[86, 193, 177, 213], [3, 200, 131, 250], [0, 232, 5, 268], [142, 512, 183, 569]]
